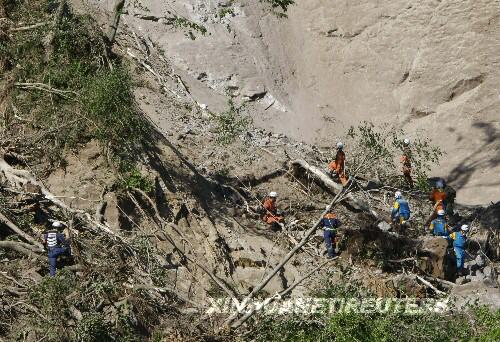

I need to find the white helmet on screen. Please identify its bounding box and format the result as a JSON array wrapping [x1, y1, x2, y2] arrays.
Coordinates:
[[269, 191, 278, 198], [437, 209, 445, 216], [52, 221, 63, 228], [436, 180, 444, 189], [336, 142, 343, 149], [394, 191, 402, 199], [403, 138, 410, 146], [461, 224, 469, 231]]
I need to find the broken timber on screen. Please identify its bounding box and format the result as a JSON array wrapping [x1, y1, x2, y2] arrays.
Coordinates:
[[289, 159, 379, 219]]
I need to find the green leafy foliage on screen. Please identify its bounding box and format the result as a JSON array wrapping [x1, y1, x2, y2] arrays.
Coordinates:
[[346, 122, 443, 191], [28, 270, 76, 341], [262, 0, 295, 18], [248, 278, 499, 342], [215, 100, 252, 145], [170, 16, 207, 40], [219, 7, 235, 18], [75, 313, 114, 342], [80, 66, 146, 146], [2, 1, 148, 173], [117, 161, 153, 192]]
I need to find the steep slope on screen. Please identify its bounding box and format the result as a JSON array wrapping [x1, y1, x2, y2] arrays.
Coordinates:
[[86, 0, 500, 205], [1, 1, 499, 340]]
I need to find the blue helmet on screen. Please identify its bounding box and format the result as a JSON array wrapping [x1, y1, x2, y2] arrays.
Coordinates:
[[436, 180, 444, 189]]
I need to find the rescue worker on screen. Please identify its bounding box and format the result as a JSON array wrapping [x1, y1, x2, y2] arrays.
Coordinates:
[[320, 208, 341, 258], [429, 180, 447, 214], [328, 142, 348, 186], [429, 209, 449, 236], [262, 192, 284, 230], [401, 138, 414, 188], [447, 224, 468, 275], [391, 191, 411, 228], [42, 221, 71, 277]]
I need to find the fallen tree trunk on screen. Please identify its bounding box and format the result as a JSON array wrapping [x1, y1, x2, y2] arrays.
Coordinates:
[[289, 159, 379, 219], [0, 154, 120, 238], [0, 241, 45, 261], [0, 211, 44, 250]]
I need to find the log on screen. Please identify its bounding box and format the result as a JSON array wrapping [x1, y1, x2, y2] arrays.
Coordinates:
[[0, 155, 121, 238], [289, 159, 379, 218], [416, 275, 446, 296], [0, 211, 44, 250], [0, 241, 46, 261], [10, 22, 48, 32]]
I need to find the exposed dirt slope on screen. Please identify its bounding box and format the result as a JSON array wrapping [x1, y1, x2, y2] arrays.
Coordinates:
[[84, 0, 500, 205]]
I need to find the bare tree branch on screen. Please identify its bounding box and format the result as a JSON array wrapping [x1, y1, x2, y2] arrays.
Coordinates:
[[0, 211, 44, 250], [0, 241, 45, 261], [224, 188, 346, 328], [289, 159, 379, 219], [231, 258, 336, 328], [44, 0, 67, 61]]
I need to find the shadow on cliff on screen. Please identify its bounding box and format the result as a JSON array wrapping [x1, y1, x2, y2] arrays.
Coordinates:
[[445, 121, 500, 193]]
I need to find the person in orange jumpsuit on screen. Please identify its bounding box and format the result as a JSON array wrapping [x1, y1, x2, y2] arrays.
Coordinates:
[[262, 191, 284, 230], [429, 180, 447, 213], [328, 142, 348, 186], [401, 138, 414, 188]]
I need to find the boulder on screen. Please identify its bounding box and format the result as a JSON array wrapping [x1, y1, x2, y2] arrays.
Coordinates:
[[468, 230, 491, 255], [472, 270, 485, 282], [418, 236, 452, 279], [475, 254, 486, 267], [364, 180, 381, 190], [377, 221, 391, 232], [451, 281, 500, 310]]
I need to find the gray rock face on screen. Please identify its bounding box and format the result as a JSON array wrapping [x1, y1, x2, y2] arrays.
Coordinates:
[[89, 0, 500, 205], [452, 281, 500, 310]]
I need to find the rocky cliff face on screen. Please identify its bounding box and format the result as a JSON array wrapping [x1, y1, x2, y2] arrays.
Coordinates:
[[86, 0, 500, 203]]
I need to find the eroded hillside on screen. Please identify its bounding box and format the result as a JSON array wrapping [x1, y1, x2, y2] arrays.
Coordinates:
[[84, 0, 500, 205], [1, 1, 499, 341]]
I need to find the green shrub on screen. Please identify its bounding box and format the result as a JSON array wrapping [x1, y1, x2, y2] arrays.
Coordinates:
[[81, 66, 146, 147], [28, 270, 77, 341], [116, 162, 153, 192], [219, 7, 234, 18], [262, 0, 295, 17], [215, 100, 252, 145], [3, 2, 148, 172], [247, 279, 498, 342], [75, 313, 114, 342], [345, 122, 443, 191]]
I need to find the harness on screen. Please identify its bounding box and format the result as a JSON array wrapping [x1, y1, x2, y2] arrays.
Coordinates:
[[323, 213, 338, 231]]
